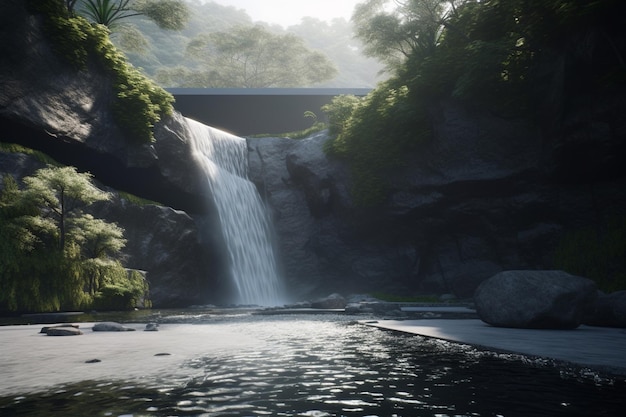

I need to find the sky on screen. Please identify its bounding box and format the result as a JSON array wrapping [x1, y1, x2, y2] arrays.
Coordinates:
[[209, 0, 364, 27]]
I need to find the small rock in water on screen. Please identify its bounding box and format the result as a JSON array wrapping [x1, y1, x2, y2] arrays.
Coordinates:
[[92, 322, 135, 332], [45, 326, 83, 336], [40, 324, 80, 334], [144, 323, 159, 331], [85, 359, 101, 363]]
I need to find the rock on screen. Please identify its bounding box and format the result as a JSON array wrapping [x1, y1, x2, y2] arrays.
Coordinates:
[[45, 326, 83, 336], [92, 322, 136, 332], [345, 302, 402, 315], [90, 200, 223, 308], [283, 301, 313, 309], [311, 293, 347, 309], [439, 293, 457, 302], [40, 324, 79, 334], [3, 0, 626, 307], [585, 290, 626, 328], [144, 323, 159, 331], [474, 270, 597, 329]]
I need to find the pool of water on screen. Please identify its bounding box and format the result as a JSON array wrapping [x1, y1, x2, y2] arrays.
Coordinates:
[[1, 313, 624, 416]]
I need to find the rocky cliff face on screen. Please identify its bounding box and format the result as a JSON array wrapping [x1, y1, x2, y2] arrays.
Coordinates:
[[0, 1, 226, 307], [248, 96, 626, 299], [1, 1, 624, 305]]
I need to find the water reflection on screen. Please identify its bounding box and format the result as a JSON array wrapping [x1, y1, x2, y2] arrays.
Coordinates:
[[1, 314, 624, 416]]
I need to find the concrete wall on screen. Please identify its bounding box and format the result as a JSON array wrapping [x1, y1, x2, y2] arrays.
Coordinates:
[[167, 88, 371, 137]]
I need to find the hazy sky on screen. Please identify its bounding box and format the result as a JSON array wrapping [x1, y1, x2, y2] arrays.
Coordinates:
[[209, 0, 363, 27]]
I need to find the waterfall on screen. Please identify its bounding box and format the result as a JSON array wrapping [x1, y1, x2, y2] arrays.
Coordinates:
[[186, 118, 283, 306]]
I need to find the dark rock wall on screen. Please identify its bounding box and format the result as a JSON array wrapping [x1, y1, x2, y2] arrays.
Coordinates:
[[248, 96, 626, 299], [1, 0, 625, 304]]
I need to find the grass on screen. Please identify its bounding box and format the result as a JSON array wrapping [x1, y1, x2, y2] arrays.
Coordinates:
[[0, 142, 61, 166], [248, 122, 328, 140]]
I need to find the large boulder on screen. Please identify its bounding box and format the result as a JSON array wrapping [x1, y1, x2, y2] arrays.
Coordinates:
[[585, 290, 626, 328], [474, 270, 597, 329]]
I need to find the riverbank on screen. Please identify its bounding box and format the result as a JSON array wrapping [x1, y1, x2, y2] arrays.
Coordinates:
[[363, 318, 626, 376], [3, 309, 625, 398], [0, 322, 258, 396]]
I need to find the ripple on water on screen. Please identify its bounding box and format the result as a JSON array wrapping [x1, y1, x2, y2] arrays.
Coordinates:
[[1, 315, 625, 417]]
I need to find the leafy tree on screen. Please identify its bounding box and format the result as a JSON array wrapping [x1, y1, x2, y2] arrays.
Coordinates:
[[157, 25, 337, 88], [352, 0, 464, 72], [0, 166, 134, 312], [74, 0, 189, 30], [20, 166, 111, 250], [327, 0, 625, 206]]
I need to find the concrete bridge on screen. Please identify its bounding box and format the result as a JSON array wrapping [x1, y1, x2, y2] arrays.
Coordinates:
[[167, 88, 371, 136]]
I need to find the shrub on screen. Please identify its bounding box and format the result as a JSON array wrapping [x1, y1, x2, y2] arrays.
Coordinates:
[[323, 80, 431, 206], [26, 0, 173, 143]]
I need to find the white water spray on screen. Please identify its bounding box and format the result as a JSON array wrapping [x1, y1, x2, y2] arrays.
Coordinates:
[[186, 118, 283, 306]]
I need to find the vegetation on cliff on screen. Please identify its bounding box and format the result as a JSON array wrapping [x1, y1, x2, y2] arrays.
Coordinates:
[[26, 0, 176, 143], [0, 163, 148, 313], [324, 0, 624, 205]]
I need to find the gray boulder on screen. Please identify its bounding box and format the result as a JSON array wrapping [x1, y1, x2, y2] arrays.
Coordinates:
[[585, 290, 626, 328], [42, 325, 83, 336], [46, 327, 83, 336], [474, 270, 597, 329], [144, 323, 159, 331], [92, 322, 135, 332]]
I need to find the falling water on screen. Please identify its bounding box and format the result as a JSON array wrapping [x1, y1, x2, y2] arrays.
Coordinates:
[[186, 118, 283, 306]]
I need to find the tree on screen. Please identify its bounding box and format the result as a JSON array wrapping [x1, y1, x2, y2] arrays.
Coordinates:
[[70, 0, 189, 55], [74, 0, 189, 30], [0, 166, 131, 312], [157, 25, 337, 88], [352, 0, 465, 72], [21, 166, 112, 250]]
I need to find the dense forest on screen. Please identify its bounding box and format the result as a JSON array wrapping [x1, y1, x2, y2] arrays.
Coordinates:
[[113, 0, 384, 87], [324, 0, 625, 205], [321, 0, 625, 291]]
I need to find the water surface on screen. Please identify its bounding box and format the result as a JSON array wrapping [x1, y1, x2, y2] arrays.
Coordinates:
[[1, 314, 624, 416]]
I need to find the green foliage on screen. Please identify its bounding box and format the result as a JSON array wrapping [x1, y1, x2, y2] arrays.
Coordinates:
[[80, 0, 135, 28], [161, 25, 337, 88], [353, 0, 448, 73], [91, 264, 149, 310], [326, 0, 625, 206], [78, 0, 189, 30], [0, 142, 61, 166], [27, 0, 174, 143], [321, 95, 362, 139], [118, 191, 162, 206], [250, 122, 328, 140], [0, 166, 147, 313], [553, 216, 626, 292], [132, 0, 189, 31], [323, 81, 431, 206], [126, 5, 382, 88]]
